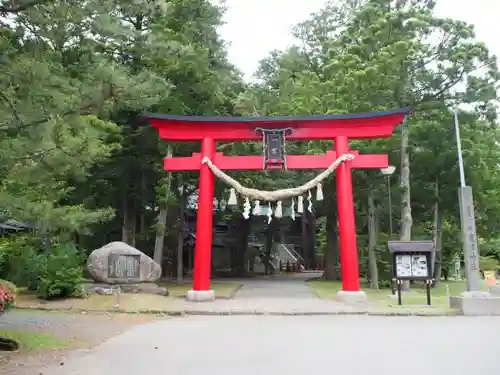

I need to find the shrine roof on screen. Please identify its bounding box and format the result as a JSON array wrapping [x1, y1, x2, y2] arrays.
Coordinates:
[[143, 107, 411, 124]]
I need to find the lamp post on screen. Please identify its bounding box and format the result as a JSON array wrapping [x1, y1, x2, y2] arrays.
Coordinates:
[[380, 166, 396, 238], [453, 110, 466, 188]]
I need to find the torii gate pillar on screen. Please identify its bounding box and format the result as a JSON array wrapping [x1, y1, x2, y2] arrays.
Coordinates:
[[335, 135, 365, 301], [187, 137, 216, 301], [145, 108, 410, 302]]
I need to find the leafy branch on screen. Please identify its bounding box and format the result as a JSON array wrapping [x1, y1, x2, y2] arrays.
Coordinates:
[[0, 0, 49, 13]]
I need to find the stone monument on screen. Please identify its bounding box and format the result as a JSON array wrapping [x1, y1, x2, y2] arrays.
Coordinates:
[[87, 241, 167, 296], [449, 187, 500, 315]]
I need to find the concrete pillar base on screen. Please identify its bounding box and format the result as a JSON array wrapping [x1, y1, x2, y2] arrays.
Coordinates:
[[450, 293, 500, 316], [186, 290, 215, 302], [336, 290, 368, 303], [460, 291, 491, 298]]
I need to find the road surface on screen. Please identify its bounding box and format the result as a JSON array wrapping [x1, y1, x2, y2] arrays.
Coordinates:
[[31, 315, 497, 375]]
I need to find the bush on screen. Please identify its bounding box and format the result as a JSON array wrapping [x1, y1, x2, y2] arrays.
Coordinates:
[[0, 279, 16, 313], [0, 236, 85, 300], [0, 236, 39, 289], [36, 242, 85, 300], [479, 256, 499, 271]]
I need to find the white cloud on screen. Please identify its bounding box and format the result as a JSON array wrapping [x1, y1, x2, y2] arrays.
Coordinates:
[[218, 0, 500, 80]]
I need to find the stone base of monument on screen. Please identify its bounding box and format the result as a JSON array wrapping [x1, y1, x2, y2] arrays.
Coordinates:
[[449, 291, 500, 316], [336, 290, 368, 303], [489, 285, 500, 296], [186, 290, 215, 302], [86, 282, 168, 296]]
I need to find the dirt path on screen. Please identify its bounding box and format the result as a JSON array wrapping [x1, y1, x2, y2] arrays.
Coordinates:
[[0, 310, 160, 374]]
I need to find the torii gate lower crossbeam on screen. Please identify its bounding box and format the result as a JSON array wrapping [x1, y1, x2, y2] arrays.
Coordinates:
[[145, 107, 410, 302]]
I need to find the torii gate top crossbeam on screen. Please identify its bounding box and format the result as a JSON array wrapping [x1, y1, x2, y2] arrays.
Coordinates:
[[144, 107, 411, 141]]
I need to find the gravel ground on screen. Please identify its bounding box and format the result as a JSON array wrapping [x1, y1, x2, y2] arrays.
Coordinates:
[[0, 310, 159, 374], [1, 310, 156, 344]]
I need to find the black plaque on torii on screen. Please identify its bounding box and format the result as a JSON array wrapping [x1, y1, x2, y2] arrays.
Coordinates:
[[255, 127, 292, 170]]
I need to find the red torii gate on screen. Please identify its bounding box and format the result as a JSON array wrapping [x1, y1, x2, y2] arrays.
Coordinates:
[[145, 107, 410, 302]]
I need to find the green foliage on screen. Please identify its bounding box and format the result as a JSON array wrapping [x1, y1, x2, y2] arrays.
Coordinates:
[[315, 217, 327, 255], [0, 236, 84, 300], [480, 237, 500, 260], [0, 236, 39, 289], [35, 242, 85, 300], [238, 0, 500, 284], [479, 256, 499, 271]]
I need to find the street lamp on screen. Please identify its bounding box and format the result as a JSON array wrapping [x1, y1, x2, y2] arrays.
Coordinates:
[[380, 166, 396, 237]]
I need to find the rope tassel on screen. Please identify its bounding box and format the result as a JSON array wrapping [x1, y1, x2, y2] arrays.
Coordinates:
[[252, 200, 261, 216], [267, 202, 273, 224], [307, 191, 313, 213], [228, 188, 237, 206], [243, 197, 251, 219], [316, 183, 323, 201], [274, 201, 283, 218], [297, 196, 304, 213]]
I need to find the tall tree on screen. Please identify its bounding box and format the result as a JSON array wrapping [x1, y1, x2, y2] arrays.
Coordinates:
[[236, 0, 499, 285]]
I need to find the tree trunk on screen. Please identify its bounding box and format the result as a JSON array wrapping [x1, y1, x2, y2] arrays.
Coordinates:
[[301, 209, 309, 264], [230, 216, 250, 276], [431, 181, 444, 285], [323, 210, 340, 280], [176, 192, 186, 283], [307, 210, 317, 269], [434, 215, 444, 280], [139, 170, 147, 240], [431, 181, 438, 279], [121, 190, 136, 247], [368, 189, 379, 289], [264, 219, 275, 275], [399, 123, 412, 290], [153, 145, 173, 267], [273, 220, 286, 270]]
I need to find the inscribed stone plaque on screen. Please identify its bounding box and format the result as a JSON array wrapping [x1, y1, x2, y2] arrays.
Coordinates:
[[108, 253, 140, 280], [458, 186, 481, 292]]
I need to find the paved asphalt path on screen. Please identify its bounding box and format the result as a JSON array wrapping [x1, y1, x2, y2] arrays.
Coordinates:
[[35, 315, 497, 375], [234, 276, 317, 298]]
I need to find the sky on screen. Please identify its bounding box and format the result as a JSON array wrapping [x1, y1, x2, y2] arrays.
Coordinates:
[[218, 0, 500, 80]]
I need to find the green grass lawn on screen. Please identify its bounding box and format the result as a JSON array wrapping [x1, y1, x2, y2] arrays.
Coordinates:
[[0, 329, 69, 351], [308, 279, 484, 314], [158, 282, 242, 299]]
